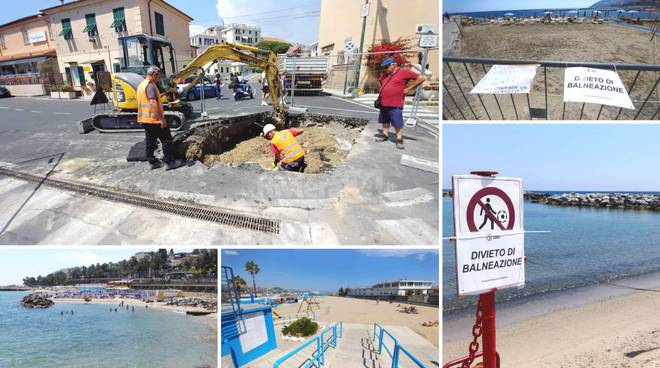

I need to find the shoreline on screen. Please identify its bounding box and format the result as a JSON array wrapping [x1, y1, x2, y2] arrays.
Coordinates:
[[53, 297, 218, 322], [443, 273, 660, 366]]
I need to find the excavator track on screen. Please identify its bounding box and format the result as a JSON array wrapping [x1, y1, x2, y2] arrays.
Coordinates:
[[91, 110, 186, 133]]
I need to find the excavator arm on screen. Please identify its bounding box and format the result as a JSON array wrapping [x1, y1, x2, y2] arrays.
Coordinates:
[[165, 43, 284, 116]]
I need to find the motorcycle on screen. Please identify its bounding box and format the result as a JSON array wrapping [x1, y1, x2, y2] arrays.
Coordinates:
[[233, 81, 254, 100]]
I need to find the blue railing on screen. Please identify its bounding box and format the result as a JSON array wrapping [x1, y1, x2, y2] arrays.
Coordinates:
[[221, 266, 242, 317], [373, 323, 427, 368], [273, 322, 343, 368]]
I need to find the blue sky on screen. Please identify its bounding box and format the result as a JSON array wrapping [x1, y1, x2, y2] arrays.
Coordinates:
[[0, 248, 195, 285], [0, 0, 321, 45], [444, 0, 596, 13], [222, 249, 439, 293], [444, 124, 660, 192]]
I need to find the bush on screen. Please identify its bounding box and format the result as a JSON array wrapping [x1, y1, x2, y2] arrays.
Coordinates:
[[59, 84, 74, 92], [281, 317, 319, 337], [365, 38, 412, 73]]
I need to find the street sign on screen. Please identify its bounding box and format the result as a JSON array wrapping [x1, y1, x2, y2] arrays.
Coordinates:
[[452, 175, 525, 296], [419, 32, 438, 48], [471, 64, 539, 94], [345, 40, 356, 52], [563, 67, 634, 109], [361, 3, 370, 17]]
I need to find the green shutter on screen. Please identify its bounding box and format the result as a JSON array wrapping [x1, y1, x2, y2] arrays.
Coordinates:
[[155, 12, 164, 35], [82, 14, 97, 36], [77, 66, 86, 85], [59, 18, 72, 39], [111, 7, 126, 32]]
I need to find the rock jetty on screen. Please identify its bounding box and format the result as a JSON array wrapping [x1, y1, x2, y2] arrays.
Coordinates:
[[21, 294, 54, 309], [165, 297, 217, 311], [524, 192, 660, 210]]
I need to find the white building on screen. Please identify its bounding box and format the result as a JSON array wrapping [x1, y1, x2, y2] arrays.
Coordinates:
[[220, 23, 261, 46], [348, 280, 434, 298]]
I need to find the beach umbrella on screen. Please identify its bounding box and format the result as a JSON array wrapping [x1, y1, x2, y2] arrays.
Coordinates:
[[504, 12, 515, 16]]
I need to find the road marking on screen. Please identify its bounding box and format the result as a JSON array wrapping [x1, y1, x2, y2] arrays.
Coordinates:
[[295, 104, 379, 115], [400, 154, 439, 174], [30, 111, 41, 113], [14, 108, 24, 111], [207, 107, 220, 110], [382, 187, 435, 207], [54, 112, 72, 115], [0, 106, 8, 109], [329, 96, 380, 111], [231, 102, 241, 106]]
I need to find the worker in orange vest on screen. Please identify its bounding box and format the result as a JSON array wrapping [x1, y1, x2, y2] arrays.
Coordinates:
[[262, 124, 305, 172], [137, 66, 183, 170]]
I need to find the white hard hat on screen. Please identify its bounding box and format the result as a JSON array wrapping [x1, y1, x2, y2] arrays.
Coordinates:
[[262, 124, 276, 136]]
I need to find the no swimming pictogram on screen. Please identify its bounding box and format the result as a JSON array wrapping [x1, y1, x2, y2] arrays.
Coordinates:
[[466, 187, 516, 232]]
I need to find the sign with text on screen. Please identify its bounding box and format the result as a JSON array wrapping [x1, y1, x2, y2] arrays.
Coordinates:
[[470, 64, 539, 94], [29, 31, 47, 43], [452, 175, 525, 296], [563, 67, 634, 109]]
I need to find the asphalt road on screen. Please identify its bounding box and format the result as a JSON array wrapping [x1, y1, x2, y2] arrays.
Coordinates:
[[0, 86, 440, 245]]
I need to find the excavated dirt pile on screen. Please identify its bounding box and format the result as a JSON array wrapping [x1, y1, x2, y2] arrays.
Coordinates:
[[174, 112, 367, 174]]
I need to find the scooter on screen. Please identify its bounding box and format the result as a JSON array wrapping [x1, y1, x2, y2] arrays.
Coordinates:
[[233, 82, 254, 100]]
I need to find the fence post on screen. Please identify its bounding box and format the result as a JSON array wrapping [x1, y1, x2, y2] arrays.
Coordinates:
[[406, 47, 430, 128], [392, 344, 400, 368], [290, 56, 297, 107], [378, 327, 384, 354]]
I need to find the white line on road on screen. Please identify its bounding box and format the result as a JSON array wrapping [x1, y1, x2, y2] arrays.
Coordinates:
[[14, 108, 24, 111], [30, 111, 41, 113], [295, 105, 378, 115], [0, 106, 8, 109], [329, 96, 380, 111], [54, 112, 72, 115]]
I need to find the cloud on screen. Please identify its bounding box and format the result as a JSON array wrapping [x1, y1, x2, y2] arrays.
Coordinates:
[[53, 251, 113, 266], [223, 250, 240, 256], [358, 250, 438, 259], [189, 24, 208, 37]]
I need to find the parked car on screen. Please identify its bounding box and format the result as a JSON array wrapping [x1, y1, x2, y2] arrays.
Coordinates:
[[176, 76, 218, 100], [0, 86, 11, 98]]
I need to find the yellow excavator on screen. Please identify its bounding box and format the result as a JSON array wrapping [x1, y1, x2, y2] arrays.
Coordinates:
[[91, 34, 283, 132]]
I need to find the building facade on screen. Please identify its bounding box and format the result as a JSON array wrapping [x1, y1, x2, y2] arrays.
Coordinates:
[[348, 280, 434, 298], [318, 0, 439, 92], [0, 15, 59, 95], [220, 23, 261, 46], [41, 0, 193, 95]]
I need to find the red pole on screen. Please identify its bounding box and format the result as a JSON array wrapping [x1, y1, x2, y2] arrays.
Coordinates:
[[480, 290, 497, 368], [470, 171, 498, 368]]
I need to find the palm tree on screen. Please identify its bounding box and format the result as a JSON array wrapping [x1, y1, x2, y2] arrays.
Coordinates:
[[234, 275, 248, 296], [245, 261, 260, 297]]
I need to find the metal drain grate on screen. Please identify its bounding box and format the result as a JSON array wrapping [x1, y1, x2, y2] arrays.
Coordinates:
[[0, 168, 280, 234]]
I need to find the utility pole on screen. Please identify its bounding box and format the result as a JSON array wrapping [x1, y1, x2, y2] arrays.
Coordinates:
[[352, 0, 370, 97]]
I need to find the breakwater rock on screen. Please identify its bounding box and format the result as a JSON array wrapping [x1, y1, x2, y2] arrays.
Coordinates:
[[525, 192, 660, 210], [21, 294, 54, 309], [165, 297, 217, 311]]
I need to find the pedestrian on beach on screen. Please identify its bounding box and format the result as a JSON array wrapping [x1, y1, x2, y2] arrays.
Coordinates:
[[261, 70, 270, 106], [375, 58, 427, 149], [132, 306, 135, 312], [137, 65, 183, 171]]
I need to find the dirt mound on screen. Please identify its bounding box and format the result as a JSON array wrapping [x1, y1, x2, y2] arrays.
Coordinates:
[[205, 127, 347, 174]]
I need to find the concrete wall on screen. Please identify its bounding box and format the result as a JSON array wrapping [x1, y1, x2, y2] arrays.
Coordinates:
[[5, 84, 45, 96], [318, 0, 439, 90], [140, 0, 195, 69]]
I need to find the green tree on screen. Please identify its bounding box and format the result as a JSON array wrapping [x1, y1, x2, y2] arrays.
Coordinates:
[[255, 40, 291, 55], [245, 261, 260, 297], [234, 275, 248, 295]]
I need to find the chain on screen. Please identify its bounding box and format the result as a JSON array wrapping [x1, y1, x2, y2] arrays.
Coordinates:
[[461, 299, 484, 368]]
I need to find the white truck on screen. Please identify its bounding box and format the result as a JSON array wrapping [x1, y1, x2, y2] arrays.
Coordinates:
[[278, 55, 329, 94]]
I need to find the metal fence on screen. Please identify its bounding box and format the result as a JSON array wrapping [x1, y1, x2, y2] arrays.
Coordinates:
[[443, 56, 660, 120]]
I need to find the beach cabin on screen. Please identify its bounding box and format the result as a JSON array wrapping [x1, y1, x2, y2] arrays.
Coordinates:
[[222, 267, 278, 367]]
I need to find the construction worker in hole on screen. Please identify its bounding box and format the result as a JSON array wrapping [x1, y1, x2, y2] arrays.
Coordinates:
[[262, 124, 305, 173]]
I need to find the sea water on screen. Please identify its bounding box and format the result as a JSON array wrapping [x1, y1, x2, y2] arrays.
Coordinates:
[[443, 196, 660, 313], [0, 292, 217, 368]]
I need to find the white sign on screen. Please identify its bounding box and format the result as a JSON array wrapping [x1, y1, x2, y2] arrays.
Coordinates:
[[563, 67, 634, 109], [238, 311, 268, 353], [470, 64, 539, 94], [29, 31, 47, 43], [361, 3, 370, 17], [452, 175, 525, 296], [419, 32, 438, 48]]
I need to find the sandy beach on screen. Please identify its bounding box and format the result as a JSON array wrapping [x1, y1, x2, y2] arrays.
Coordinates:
[[273, 296, 439, 346], [444, 285, 660, 367], [444, 22, 659, 120], [54, 295, 218, 322]]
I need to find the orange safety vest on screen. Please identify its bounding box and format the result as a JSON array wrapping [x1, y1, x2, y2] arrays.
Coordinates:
[[137, 79, 164, 124], [272, 130, 304, 163]]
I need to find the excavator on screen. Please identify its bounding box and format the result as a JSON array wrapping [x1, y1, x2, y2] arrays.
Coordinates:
[[91, 34, 283, 132]]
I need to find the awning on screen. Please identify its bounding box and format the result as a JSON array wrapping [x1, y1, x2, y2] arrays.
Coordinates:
[[76, 59, 104, 64], [0, 56, 47, 67]]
